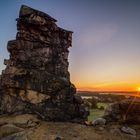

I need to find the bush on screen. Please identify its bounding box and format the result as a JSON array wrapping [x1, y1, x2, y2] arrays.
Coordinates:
[[98, 106, 105, 110], [83, 97, 98, 109], [83, 99, 92, 108], [89, 97, 98, 109]]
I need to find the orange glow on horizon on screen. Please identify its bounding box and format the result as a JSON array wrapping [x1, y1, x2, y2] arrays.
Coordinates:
[[73, 82, 139, 92], [70, 64, 140, 92]]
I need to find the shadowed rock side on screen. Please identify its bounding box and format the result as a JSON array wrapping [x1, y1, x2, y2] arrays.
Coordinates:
[[0, 5, 89, 122], [103, 99, 140, 124]]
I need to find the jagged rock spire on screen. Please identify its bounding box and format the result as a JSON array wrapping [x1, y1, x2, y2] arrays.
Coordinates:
[[0, 5, 89, 122]]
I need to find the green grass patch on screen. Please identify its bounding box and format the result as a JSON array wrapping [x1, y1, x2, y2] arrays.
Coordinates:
[[97, 102, 109, 109], [88, 102, 109, 121], [88, 109, 104, 121]]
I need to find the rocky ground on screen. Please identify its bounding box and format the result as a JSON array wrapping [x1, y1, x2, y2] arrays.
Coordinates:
[[0, 114, 139, 140]]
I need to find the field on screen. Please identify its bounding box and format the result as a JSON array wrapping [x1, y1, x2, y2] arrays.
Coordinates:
[[88, 102, 109, 121]]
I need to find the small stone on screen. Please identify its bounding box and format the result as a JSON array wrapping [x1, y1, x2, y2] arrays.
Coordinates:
[[84, 121, 92, 126], [92, 118, 106, 126], [121, 126, 136, 136]]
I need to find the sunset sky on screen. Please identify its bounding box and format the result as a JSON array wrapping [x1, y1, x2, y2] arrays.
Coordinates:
[[0, 0, 140, 91]]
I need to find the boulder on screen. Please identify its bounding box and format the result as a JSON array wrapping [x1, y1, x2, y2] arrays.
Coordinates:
[[0, 131, 33, 140], [0, 124, 24, 138], [103, 99, 140, 124]]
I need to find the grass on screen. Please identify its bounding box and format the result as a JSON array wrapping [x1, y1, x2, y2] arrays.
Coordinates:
[[88, 109, 104, 121], [97, 102, 109, 109], [88, 102, 109, 121]]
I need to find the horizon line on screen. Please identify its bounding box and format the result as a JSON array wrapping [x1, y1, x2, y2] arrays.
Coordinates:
[[77, 90, 138, 93]]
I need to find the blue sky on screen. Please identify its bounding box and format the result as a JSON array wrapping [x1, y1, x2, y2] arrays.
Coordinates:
[[0, 0, 140, 91]]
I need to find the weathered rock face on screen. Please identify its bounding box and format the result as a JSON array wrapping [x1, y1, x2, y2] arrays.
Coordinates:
[[0, 5, 89, 122], [103, 99, 140, 124]]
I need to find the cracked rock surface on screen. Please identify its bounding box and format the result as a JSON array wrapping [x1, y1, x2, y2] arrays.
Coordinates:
[[0, 5, 89, 122]]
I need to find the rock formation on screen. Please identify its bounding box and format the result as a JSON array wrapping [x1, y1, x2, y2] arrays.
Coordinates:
[[0, 5, 89, 122], [103, 99, 140, 124]]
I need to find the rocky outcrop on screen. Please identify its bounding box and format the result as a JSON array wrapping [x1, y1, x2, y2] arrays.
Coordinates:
[[0, 5, 89, 122], [103, 99, 140, 124]]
